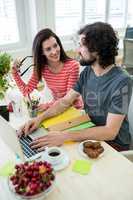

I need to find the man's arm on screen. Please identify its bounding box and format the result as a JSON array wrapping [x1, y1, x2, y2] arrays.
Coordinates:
[[64, 113, 125, 142], [30, 113, 126, 150], [20, 89, 80, 135]]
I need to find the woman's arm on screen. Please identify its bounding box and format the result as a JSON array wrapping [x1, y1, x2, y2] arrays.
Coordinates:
[[19, 89, 80, 135], [12, 60, 39, 96]]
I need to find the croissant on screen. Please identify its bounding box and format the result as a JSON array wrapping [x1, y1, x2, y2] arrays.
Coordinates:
[[83, 141, 104, 159]]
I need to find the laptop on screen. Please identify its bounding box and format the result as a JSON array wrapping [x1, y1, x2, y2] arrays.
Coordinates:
[[0, 116, 48, 162]]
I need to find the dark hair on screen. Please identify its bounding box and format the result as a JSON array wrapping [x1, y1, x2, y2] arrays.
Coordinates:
[[32, 28, 70, 80], [78, 22, 119, 68]]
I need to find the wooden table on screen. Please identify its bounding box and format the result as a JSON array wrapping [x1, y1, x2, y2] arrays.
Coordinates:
[[0, 132, 133, 200]]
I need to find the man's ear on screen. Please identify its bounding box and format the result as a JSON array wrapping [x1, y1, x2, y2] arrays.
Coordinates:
[[92, 51, 98, 59]]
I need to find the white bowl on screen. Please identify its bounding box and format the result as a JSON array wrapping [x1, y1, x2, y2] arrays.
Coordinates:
[[8, 176, 55, 200]]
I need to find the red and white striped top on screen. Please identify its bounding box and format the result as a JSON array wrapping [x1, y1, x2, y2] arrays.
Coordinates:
[[12, 59, 83, 109]]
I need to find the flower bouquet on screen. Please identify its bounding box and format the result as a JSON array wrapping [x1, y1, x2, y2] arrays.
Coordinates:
[[25, 91, 40, 117]]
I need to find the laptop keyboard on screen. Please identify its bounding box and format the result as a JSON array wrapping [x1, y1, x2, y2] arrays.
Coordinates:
[[19, 135, 38, 158]]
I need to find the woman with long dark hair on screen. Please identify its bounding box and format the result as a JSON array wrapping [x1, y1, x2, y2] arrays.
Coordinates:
[[12, 28, 83, 110]]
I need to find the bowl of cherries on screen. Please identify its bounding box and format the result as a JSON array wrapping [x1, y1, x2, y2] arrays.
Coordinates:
[[8, 161, 55, 200]]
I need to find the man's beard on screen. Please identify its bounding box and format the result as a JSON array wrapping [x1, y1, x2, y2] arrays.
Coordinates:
[[79, 55, 97, 66]]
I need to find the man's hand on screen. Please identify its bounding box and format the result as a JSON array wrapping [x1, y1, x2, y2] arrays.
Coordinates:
[[18, 117, 41, 137], [30, 131, 69, 151]]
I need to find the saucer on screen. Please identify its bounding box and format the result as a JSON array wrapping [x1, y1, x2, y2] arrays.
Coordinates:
[[42, 149, 70, 171]]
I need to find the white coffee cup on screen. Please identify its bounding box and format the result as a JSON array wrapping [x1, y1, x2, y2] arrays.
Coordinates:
[[44, 147, 63, 165]]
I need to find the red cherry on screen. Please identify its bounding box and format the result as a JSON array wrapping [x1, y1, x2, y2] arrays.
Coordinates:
[[10, 175, 16, 181], [39, 182, 44, 190], [30, 183, 38, 190], [38, 161, 43, 165], [45, 182, 51, 189], [12, 178, 18, 185], [29, 190, 36, 195], [31, 177, 37, 182], [15, 185, 20, 192], [27, 171, 32, 177], [15, 164, 20, 169]]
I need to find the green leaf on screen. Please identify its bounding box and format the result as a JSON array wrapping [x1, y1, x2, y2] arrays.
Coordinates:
[[0, 52, 12, 99], [0, 92, 4, 99]]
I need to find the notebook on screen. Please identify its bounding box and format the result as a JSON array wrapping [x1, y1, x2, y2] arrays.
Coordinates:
[[64, 121, 95, 145], [67, 121, 95, 131], [41, 106, 82, 129]]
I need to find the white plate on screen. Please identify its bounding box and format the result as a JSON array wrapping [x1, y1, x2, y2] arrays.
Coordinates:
[[42, 149, 70, 171], [78, 140, 104, 159]]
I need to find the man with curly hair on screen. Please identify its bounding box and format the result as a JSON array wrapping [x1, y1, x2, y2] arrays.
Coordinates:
[[20, 22, 132, 151]]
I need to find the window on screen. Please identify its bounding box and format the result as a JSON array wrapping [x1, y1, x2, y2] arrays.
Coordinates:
[[55, 0, 133, 37], [85, 0, 106, 24], [55, 0, 82, 36], [0, 0, 19, 45], [108, 0, 126, 28], [127, 0, 133, 26], [0, 0, 31, 51]]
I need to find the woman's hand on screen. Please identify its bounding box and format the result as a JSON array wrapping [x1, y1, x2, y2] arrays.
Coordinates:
[[18, 117, 41, 137], [12, 59, 21, 74], [30, 131, 69, 151]]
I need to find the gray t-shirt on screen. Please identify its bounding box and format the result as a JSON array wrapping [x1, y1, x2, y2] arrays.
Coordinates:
[[73, 66, 132, 147]]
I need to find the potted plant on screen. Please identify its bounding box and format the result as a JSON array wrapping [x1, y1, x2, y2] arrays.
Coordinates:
[[0, 52, 12, 120], [0, 52, 12, 99]]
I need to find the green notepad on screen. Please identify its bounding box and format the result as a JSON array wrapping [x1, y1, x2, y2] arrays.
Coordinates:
[[67, 121, 95, 131], [72, 159, 92, 175], [0, 161, 15, 177]]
